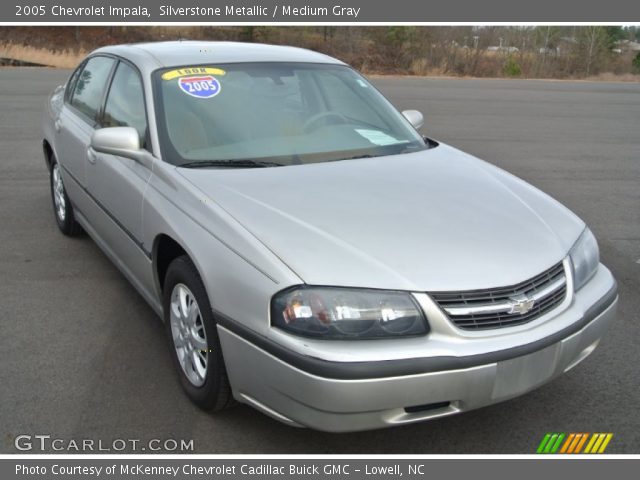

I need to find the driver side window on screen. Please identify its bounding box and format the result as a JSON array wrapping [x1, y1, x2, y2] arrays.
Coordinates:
[[102, 61, 148, 148], [69, 56, 115, 122]]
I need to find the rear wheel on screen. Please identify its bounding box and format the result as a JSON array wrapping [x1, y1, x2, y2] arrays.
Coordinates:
[[50, 158, 82, 236], [163, 255, 234, 411]]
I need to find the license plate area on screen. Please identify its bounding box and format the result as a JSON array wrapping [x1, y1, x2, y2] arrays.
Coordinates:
[[492, 343, 560, 399]]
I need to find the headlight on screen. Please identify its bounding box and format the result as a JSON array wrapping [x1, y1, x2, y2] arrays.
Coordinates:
[[271, 286, 429, 339], [569, 228, 600, 291]]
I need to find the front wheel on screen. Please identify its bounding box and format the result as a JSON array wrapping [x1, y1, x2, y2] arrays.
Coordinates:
[[50, 158, 82, 236], [163, 255, 234, 411]]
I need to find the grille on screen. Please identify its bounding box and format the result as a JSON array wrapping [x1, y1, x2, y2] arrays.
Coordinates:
[[430, 262, 567, 330]]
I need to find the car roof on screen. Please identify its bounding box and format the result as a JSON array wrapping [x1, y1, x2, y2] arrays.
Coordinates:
[[92, 41, 345, 74]]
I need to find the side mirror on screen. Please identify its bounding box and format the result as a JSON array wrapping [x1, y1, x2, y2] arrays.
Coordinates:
[[91, 127, 144, 162], [402, 110, 424, 130]]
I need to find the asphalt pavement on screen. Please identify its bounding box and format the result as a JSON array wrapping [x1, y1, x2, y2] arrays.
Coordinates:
[[1, 68, 638, 453]]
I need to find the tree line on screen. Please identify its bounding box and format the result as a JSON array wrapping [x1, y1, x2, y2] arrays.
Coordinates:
[[2, 26, 639, 78]]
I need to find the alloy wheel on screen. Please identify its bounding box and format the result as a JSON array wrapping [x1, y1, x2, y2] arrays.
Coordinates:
[[52, 164, 66, 222], [169, 283, 209, 387]]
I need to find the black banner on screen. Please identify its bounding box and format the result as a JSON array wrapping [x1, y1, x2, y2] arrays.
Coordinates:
[[4, 0, 640, 23], [4, 459, 639, 480]]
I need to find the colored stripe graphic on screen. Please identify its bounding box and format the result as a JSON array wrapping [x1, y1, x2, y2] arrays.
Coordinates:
[[537, 433, 565, 454], [537, 433, 613, 454], [537, 433, 552, 453], [559, 433, 575, 453], [585, 433, 614, 454], [597, 434, 613, 453], [584, 433, 599, 453], [550, 433, 565, 453], [573, 433, 589, 453], [543, 433, 558, 453], [564, 433, 586, 454]]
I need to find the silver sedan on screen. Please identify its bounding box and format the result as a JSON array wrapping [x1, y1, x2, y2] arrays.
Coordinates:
[[42, 41, 617, 432]]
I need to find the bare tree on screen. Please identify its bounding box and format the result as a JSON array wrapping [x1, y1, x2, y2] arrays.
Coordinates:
[[578, 26, 610, 76]]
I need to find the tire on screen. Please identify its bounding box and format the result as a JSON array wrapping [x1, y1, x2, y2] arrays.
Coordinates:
[[163, 255, 235, 411], [50, 157, 82, 236]]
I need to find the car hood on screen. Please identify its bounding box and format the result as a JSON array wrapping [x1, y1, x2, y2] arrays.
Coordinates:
[[178, 143, 584, 291]]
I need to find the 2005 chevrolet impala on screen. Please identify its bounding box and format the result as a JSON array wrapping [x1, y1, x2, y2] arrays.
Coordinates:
[[42, 41, 617, 431]]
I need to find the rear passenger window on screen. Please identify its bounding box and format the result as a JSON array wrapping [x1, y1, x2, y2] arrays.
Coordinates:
[[70, 56, 115, 122], [103, 62, 148, 146]]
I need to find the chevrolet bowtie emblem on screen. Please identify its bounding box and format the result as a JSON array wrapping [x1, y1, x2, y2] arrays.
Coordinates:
[[508, 294, 536, 315]]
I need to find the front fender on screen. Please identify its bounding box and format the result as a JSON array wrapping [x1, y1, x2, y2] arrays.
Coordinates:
[[142, 160, 302, 335]]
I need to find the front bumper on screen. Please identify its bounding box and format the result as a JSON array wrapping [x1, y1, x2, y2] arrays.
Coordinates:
[[217, 265, 617, 432]]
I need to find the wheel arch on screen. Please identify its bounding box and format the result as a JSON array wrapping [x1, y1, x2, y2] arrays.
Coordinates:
[[153, 233, 214, 303], [42, 139, 54, 171], [153, 234, 189, 295]]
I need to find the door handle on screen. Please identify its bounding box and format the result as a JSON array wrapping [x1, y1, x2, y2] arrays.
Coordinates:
[[87, 148, 97, 164], [54, 119, 62, 132]]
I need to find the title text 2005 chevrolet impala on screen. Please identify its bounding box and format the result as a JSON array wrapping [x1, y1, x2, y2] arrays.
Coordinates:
[[42, 41, 617, 432]]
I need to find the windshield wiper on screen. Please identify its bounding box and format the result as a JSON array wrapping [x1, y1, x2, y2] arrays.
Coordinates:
[[334, 147, 420, 162], [334, 154, 375, 161], [178, 159, 284, 169]]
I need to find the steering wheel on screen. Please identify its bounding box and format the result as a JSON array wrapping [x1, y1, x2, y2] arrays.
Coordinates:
[[303, 112, 348, 132]]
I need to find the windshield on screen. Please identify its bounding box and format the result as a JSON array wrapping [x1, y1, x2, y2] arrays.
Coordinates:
[[154, 62, 427, 167]]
